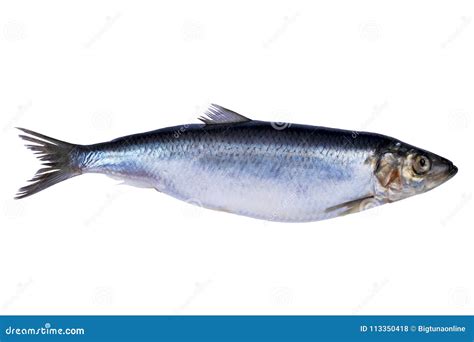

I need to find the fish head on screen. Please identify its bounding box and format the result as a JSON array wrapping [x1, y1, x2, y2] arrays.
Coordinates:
[[374, 141, 457, 202]]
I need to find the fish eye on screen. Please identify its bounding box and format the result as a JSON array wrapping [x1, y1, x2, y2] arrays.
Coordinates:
[[413, 155, 431, 174]]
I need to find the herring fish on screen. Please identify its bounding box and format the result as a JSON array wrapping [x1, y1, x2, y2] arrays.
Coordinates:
[[15, 104, 458, 222]]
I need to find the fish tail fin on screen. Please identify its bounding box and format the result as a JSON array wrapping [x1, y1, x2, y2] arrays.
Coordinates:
[[15, 128, 84, 199]]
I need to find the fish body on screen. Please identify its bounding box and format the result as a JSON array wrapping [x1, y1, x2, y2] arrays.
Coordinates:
[[16, 104, 457, 222]]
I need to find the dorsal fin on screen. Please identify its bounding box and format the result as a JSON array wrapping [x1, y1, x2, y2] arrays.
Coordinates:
[[198, 104, 251, 125]]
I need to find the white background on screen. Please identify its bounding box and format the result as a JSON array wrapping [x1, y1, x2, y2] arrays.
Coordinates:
[[0, 0, 473, 315]]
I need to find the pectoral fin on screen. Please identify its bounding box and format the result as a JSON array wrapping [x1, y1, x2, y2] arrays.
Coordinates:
[[325, 196, 382, 216]]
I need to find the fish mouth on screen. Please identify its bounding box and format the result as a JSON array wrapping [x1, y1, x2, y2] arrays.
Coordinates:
[[426, 160, 457, 191], [435, 162, 458, 186], [446, 163, 458, 180]]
